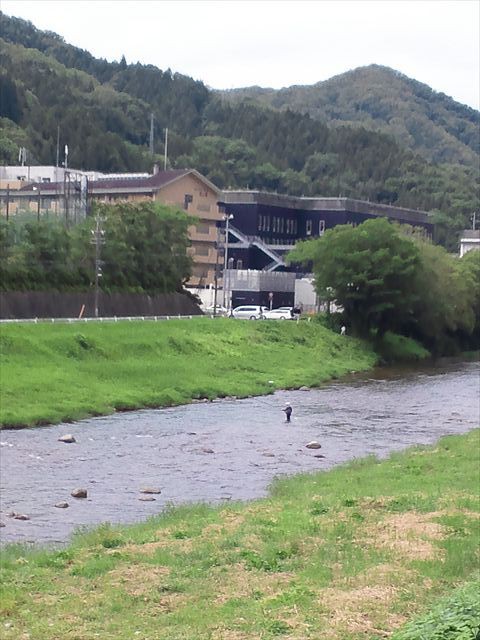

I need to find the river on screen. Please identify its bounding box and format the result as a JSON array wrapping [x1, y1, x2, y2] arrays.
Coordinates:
[[1, 360, 478, 546]]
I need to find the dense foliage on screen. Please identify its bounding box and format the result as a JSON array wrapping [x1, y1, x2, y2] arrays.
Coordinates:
[[392, 576, 480, 640], [288, 218, 480, 353], [221, 64, 480, 168], [0, 13, 478, 250], [0, 202, 193, 293]]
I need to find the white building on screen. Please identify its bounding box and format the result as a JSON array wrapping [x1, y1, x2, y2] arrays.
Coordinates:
[[460, 230, 480, 257], [0, 165, 151, 186]]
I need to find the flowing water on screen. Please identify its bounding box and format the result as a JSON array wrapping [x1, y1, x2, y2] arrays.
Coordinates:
[[1, 360, 478, 546]]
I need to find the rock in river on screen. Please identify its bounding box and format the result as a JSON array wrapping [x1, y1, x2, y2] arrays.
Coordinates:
[[58, 434, 76, 443], [13, 514, 30, 520], [71, 488, 87, 499], [306, 441, 322, 449], [55, 502, 69, 509], [140, 487, 161, 494], [138, 496, 156, 502]]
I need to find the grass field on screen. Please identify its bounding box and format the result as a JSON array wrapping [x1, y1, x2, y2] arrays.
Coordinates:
[[0, 318, 377, 428], [1, 430, 478, 639]]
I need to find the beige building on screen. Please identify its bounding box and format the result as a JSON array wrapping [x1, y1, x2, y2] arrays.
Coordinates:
[[3, 168, 224, 288], [89, 169, 223, 287]]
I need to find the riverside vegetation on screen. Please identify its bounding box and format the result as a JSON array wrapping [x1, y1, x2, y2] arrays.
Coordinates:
[[1, 431, 478, 639], [0, 317, 379, 428]]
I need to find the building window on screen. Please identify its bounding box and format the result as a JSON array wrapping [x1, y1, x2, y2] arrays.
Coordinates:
[[258, 215, 263, 231], [195, 244, 210, 256], [319, 220, 325, 235], [197, 204, 211, 212], [184, 194, 193, 210], [280, 218, 284, 233], [306, 220, 312, 236], [196, 223, 210, 234]]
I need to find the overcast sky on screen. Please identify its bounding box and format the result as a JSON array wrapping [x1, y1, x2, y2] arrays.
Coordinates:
[[2, 0, 479, 109]]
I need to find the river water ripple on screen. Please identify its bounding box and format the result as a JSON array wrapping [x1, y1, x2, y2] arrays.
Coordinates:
[[1, 360, 479, 546]]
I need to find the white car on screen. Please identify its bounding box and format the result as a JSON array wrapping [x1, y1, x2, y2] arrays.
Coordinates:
[[230, 305, 269, 320], [203, 305, 228, 317], [263, 307, 293, 320]]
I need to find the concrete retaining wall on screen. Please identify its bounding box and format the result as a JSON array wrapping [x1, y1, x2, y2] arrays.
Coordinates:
[[0, 291, 203, 319]]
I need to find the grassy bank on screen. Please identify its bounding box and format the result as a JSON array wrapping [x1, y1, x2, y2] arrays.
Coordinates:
[[1, 431, 479, 639], [0, 318, 377, 428]]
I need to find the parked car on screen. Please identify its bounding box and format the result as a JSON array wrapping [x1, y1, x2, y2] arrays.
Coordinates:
[[230, 305, 269, 320], [263, 307, 293, 320], [203, 304, 228, 317]]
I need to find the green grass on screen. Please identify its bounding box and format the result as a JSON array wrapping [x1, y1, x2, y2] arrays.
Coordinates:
[[374, 331, 431, 363], [0, 318, 377, 427], [1, 431, 479, 639]]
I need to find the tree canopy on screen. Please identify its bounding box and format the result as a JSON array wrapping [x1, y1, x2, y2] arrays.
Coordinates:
[[0, 202, 193, 294], [288, 218, 480, 353]]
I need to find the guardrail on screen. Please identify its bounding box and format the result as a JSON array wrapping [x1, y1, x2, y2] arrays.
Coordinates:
[[0, 315, 200, 324]]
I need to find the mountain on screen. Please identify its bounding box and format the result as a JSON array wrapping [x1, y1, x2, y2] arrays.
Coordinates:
[[0, 13, 478, 250], [220, 65, 480, 168]]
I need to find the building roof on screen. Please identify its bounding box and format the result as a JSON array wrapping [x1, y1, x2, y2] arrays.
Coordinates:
[[92, 169, 190, 191], [219, 190, 432, 225], [460, 229, 480, 240], [17, 169, 221, 196]]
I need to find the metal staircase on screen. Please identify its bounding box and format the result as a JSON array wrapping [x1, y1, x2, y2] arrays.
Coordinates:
[[228, 225, 285, 272]]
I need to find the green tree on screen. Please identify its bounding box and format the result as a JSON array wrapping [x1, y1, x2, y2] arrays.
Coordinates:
[[89, 201, 193, 293], [288, 218, 420, 337], [20, 220, 76, 289]]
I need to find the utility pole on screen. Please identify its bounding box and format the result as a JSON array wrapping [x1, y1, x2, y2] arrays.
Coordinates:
[[6, 185, 10, 222], [222, 214, 234, 309], [64, 171, 68, 225], [164, 127, 168, 170], [56, 126, 60, 168], [213, 228, 220, 317], [472, 212, 477, 230], [90, 213, 106, 318], [149, 113, 154, 155], [32, 186, 41, 221]]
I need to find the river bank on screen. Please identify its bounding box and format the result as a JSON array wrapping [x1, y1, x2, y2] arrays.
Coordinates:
[[0, 318, 378, 428], [1, 430, 478, 639], [2, 359, 478, 546]]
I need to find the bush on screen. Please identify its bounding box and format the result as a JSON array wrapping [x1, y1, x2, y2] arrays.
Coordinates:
[[392, 576, 480, 639]]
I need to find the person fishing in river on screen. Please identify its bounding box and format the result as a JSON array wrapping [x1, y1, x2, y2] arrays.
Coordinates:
[[282, 402, 293, 423]]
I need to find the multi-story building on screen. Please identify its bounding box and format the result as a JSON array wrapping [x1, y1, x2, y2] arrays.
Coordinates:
[[88, 169, 223, 287], [1, 168, 223, 288], [218, 190, 434, 273]]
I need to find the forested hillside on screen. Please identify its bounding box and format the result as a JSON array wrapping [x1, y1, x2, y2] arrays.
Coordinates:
[[221, 65, 480, 168], [0, 13, 478, 249]]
